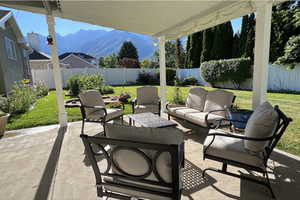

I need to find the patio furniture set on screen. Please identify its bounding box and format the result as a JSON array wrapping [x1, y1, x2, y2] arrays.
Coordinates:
[[79, 86, 292, 200]]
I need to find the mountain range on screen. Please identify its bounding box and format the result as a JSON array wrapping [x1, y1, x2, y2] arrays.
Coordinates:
[[28, 29, 158, 59]]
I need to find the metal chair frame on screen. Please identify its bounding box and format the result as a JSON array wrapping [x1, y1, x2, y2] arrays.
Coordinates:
[[80, 134, 183, 200], [202, 105, 292, 199]]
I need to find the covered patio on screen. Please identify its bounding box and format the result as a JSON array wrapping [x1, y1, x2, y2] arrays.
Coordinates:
[[1, 116, 299, 200], [0, 0, 299, 200]]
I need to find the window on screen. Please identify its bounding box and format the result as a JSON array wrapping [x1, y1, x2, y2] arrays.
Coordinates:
[[5, 37, 17, 60]]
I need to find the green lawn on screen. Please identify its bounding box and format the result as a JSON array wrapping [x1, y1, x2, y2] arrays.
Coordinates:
[[6, 85, 300, 156]]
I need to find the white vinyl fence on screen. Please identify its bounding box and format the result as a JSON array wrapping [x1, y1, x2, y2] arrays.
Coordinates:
[[31, 64, 300, 92]]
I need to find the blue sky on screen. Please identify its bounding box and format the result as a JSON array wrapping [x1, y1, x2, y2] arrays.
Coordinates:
[[0, 6, 241, 37]]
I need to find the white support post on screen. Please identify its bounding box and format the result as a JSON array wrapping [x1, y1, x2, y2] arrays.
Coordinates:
[[46, 15, 68, 127], [252, 3, 272, 109], [159, 36, 167, 112]]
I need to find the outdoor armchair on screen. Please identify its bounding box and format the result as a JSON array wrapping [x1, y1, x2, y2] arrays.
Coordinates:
[[202, 102, 292, 198], [132, 86, 161, 116], [81, 123, 184, 200], [79, 90, 123, 136]]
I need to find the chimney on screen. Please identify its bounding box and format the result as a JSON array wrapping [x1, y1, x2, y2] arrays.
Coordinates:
[[27, 32, 40, 51]]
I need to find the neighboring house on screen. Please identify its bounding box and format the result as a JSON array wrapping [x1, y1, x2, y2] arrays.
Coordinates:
[[59, 53, 97, 68], [0, 10, 31, 95], [59, 52, 98, 66], [29, 49, 52, 70]]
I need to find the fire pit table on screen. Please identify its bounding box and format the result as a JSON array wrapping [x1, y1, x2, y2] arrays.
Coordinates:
[[65, 96, 122, 108]]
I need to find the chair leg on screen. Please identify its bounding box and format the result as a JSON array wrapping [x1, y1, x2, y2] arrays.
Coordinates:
[[168, 114, 170, 120], [222, 163, 227, 172], [265, 171, 276, 199], [103, 121, 106, 137], [121, 115, 124, 125], [81, 120, 85, 134]]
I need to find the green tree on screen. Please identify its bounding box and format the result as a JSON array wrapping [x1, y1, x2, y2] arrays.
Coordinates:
[[184, 35, 192, 68], [118, 41, 139, 60], [103, 53, 119, 68], [276, 35, 300, 68], [98, 57, 105, 68], [239, 15, 249, 57], [232, 33, 241, 58], [211, 22, 233, 60], [190, 31, 203, 67], [140, 59, 152, 68], [176, 39, 185, 68], [270, 1, 298, 62], [201, 28, 215, 62], [243, 13, 255, 60], [153, 41, 177, 68]]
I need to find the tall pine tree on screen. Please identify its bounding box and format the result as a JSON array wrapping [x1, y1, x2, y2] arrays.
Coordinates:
[[176, 39, 185, 68], [184, 35, 192, 68], [211, 22, 233, 60], [190, 31, 203, 67], [118, 41, 139, 60], [239, 15, 249, 57], [243, 13, 255, 60], [201, 28, 215, 62]]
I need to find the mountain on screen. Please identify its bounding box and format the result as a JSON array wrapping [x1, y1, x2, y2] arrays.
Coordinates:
[[28, 29, 157, 59]]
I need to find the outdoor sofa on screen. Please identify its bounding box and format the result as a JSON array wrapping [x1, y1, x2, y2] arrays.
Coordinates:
[[81, 123, 184, 200], [166, 88, 235, 128]]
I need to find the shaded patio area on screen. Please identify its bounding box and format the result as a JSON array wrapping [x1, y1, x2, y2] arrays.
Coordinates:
[[0, 115, 299, 200]]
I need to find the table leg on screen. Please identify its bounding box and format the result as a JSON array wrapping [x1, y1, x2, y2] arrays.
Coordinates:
[[129, 118, 132, 126]]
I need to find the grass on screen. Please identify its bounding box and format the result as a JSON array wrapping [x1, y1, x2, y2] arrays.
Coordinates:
[[6, 85, 300, 156]]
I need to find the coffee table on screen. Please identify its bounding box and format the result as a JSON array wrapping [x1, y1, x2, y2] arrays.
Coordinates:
[[127, 112, 177, 128]]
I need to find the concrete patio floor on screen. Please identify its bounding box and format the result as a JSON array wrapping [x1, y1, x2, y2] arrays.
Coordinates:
[[0, 115, 299, 200]]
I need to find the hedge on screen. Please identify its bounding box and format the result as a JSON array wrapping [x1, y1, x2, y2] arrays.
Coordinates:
[[201, 58, 252, 88]]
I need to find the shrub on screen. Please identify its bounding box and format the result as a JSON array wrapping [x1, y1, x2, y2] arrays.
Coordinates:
[[80, 74, 104, 91], [119, 57, 140, 68], [0, 83, 37, 115], [0, 110, 6, 117], [166, 68, 176, 85], [67, 75, 81, 96], [100, 85, 114, 94], [182, 76, 198, 86], [35, 81, 49, 98], [201, 58, 252, 88], [136, 71, 159, 85], [172, 87, 185, 104]]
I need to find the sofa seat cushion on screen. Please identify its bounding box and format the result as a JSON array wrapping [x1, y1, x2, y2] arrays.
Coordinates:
[[203, 90, 234, 117], [175, 108, 199, 118], [87, 108, 122, 121], [204, 129, 265, 169], [185, 112, 224, 127], [135, 104, 159, 114], [244, 102, 279, 153], [167, 106, 187, 117], [186, 88, 207, 111]]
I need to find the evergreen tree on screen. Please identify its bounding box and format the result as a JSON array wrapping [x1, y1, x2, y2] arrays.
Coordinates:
[[270, 1, 299, 62], [98, 57, 105, 68], [232, 33, 241, 58], [190, 31, 203, 67], [239, 15, 249, 57], [244, 13, 255, 60], [175, 39, 185, 68], [152, 41, 177, 68], [201, 28, 215, 62], [184, 35, 192, 68], [211, 22, 233, 60], [118, 41, 139, 60]]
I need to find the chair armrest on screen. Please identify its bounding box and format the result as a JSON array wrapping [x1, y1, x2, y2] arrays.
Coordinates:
[[166, 103, 185, 111], [81, 105, 107, 116], [204, 131, 274, 155], [205, 109, 227, 129]]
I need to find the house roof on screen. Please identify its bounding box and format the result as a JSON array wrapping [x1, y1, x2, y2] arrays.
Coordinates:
[[59, 52, 96, 60], [29, 49, 51, 60], [0, 0, 285, 40], [0, 10, 27, 45]]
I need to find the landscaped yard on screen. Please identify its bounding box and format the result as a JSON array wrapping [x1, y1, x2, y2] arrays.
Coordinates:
[[6, 85, 300, 156]]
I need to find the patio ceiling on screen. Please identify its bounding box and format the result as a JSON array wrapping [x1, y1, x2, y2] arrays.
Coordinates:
[[0, 0, 285, 40]]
